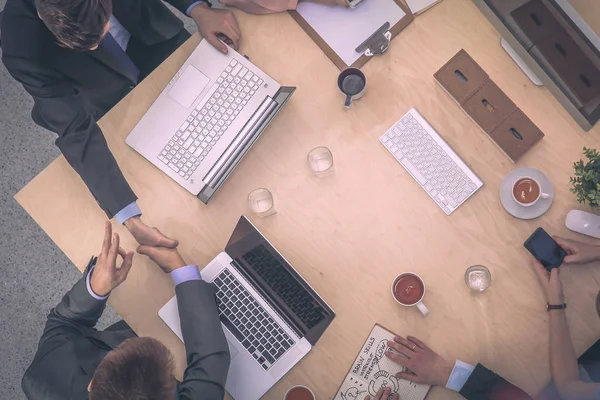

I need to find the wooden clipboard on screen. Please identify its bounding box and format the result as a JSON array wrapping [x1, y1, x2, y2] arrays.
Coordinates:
[[289, 0, 414, 70]]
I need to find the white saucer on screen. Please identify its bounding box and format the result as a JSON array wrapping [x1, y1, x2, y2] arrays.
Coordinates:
[[499, 167, 554, 220]]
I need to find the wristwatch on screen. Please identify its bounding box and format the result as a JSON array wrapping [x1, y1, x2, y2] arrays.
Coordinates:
[[546, 303, 567, 312]]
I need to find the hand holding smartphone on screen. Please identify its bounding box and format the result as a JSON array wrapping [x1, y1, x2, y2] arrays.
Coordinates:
[[524, 227, 568, 271]]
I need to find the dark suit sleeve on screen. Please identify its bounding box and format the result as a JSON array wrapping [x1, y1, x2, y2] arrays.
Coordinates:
[[175, 280, 230, 399], [2, 55, 137, 218], [164, 0, 210, 16], [459, 363, 533, 400]]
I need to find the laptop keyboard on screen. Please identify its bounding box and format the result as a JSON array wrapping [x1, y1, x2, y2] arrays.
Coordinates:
[[243, 245, 328, 330], [158, 59, 264, 181], [213, 269, 295, 371]]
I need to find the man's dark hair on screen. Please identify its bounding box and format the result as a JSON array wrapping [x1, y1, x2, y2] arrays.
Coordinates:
[[90, 337, 176, 400], [35, 0, 112, 50]]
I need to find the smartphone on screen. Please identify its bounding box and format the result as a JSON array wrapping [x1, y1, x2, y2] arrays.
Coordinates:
[[523, 227, 568, 271]]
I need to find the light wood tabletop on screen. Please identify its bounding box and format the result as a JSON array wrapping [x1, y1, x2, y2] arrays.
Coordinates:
[[570, 0, 600, 37], [15, 0, 600, 398]]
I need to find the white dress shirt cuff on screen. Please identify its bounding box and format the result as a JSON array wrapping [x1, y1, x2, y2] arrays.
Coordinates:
[[446, 360, 476, 392], [170, 265, 202, 286], [186, 0, 210, 16], [114, 201, 142, 225], [86, 265, 110, 300]]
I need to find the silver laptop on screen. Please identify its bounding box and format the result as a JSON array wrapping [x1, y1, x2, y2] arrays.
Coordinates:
[[126, 40, 295, 203], [159, 216, 335, 400]]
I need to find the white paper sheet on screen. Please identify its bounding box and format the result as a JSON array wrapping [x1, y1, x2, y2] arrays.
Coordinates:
[[296, 0, 406, 67]]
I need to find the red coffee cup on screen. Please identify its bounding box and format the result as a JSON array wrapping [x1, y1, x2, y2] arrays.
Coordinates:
[[284, 385, 316, 400], [391, 272, 429, 316]]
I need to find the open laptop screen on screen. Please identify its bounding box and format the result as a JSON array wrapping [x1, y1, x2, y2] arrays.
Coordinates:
[[225, 216, 334, 343]]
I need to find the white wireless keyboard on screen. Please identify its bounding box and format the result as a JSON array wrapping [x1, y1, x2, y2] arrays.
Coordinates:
[[379, 108, 483, 215]]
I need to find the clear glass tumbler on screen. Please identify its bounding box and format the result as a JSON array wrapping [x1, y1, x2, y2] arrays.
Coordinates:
[[307, 147, 334, 176], [248, 188, 276, 217], [465, 265, 491, 292]]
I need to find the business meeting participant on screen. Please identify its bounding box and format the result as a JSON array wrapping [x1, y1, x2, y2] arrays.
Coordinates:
[[364, 336, 532, 400], [22, 222, 230, 400], [531, 236, 600, 400], [219, 0, 347, 15], [0, 0, 240, 247]]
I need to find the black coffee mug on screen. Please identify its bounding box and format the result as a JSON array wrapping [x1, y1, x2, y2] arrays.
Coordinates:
[[337, 67, 366, 108]]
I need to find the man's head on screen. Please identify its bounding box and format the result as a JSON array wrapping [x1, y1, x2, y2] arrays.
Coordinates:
[[89, 337, 176, 400], [35, 0, 112, 50]]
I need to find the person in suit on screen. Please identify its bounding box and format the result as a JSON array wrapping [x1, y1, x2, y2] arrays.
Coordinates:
[[531, 236, 600, 400], [219, 0, 347, 14], [0, 0, 240, 248], [363, 335, 532, 400], [22, 221, 230, 400]]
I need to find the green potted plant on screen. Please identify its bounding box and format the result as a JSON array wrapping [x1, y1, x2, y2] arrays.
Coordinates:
[[571, 147, 600, 209]]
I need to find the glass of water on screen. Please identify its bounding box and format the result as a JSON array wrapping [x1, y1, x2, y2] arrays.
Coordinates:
[[248, 188, 276, 217], [465, 265, 491, 292], [307, 147, 334, 176]]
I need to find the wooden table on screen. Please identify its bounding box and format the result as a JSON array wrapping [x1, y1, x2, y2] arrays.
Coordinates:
[[570, 0, 600, 37], [15, 0, 600, 398]]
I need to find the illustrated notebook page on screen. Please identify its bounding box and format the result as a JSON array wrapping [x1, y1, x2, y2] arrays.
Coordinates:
[[295, 0, 405, 67], [334, 325, 430, 400]]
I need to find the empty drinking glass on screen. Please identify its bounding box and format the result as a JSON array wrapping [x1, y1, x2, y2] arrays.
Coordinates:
[[465, 265, 491, 292], [307, 147, 334, 176], [248, 188, 276, 217]]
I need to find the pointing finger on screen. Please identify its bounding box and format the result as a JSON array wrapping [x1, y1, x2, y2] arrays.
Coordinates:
[[101, 221, 112, 258], [108, 233, 120, 264]]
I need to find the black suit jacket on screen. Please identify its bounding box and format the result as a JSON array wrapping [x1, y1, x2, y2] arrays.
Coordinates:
[[22, 275, 230, 400], [0, 0, 197, 217], [460, 363, 533, 400]]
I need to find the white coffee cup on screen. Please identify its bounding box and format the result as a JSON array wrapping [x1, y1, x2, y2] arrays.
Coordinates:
[[391, 272, 429, 317], [283, 385, 316, 400], [511, 176, 550, 207]]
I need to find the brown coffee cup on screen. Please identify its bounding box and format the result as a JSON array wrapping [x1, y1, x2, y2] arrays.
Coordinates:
[[284, 385, 316, 400], [391, 272, 429, 316], [511, 176, 549, 207]]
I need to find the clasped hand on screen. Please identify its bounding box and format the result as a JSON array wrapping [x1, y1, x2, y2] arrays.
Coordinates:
[[90, 218, 187, 296]]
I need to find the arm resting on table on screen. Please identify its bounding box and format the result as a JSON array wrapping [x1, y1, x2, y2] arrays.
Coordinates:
[[459, 363, 533, 400], [175, 279, 231, 399], [2, 56, 137, 218]]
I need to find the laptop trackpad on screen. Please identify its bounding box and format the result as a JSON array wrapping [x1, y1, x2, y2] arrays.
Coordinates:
[[168, 65, 209, 109]]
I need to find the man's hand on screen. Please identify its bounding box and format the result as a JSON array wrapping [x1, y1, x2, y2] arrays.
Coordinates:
[[137, 245, 186, 273], [531, 259, 565, 305], [364, 387, 398, 400], [554, 236, 600, 265], [124, 216, 178, 248], [90, 221, 134, 296], [190, 3, 241, 53], [385, 336, 454, 387]]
